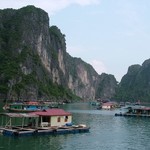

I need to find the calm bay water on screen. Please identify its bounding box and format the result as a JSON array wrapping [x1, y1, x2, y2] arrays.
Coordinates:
[[0, 102, 150, 150]]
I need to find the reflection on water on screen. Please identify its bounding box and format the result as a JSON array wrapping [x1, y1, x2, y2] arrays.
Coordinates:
[[0, 102, 150, 150]]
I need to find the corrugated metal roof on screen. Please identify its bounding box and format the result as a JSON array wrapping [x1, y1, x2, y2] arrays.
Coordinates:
[[31, 109, 72, 116]]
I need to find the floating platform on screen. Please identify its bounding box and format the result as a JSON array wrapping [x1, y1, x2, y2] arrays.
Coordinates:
[[0, 111, 90, 137], [1, 125, 90, 137], [115, 113, 150, 117]]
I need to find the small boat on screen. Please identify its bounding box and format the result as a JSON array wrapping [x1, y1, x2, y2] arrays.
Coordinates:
[[0, 109, 90, 137], [115, 105, 150, 117], [3, 102, 50, 112]]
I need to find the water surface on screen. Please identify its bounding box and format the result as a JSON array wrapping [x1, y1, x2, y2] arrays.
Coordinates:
[[0, 102, 150, 150]]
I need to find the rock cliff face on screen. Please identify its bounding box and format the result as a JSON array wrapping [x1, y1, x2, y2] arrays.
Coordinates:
[[0, 6, 117, 101], [96, 73, 118, 100], [114, 58, 150, 102]]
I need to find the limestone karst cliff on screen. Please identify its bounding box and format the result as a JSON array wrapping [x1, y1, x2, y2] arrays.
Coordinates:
[[114, 58, 150, 102], [0, 6, 117, 101]]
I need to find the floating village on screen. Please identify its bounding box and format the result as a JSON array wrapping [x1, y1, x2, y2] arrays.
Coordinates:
[[1, 99, 150, 137]]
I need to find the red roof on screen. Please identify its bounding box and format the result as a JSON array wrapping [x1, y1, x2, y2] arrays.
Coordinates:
[[31, 109, 72, 116], [25, 101, 39, 105], [135, 107, 150, 111], [102, 102, 116, 106]]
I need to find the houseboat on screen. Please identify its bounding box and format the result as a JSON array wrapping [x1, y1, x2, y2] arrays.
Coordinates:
[[115, 105, 150, 117], [0, 109, 90, 136]]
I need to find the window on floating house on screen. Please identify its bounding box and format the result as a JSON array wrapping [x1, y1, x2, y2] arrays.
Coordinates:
[[65, 116, 68, 122]]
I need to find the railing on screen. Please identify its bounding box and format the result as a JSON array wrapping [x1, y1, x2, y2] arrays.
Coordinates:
[[41, 122, 49, 127]]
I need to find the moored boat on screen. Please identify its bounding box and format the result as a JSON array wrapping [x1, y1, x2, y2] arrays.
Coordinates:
[[3, 102, 50, 112]]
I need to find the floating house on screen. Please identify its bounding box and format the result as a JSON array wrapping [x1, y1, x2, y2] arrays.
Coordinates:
[[32, 109, 72, 127], [0, 109, 90, 136], [102, 102, 118, 110], [115, 105, 150, 117]]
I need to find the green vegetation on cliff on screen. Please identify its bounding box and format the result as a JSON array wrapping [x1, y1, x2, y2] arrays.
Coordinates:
[[114, 59, 150, 102], [0, 5, 117, 102], [0, 6, 80, 101]]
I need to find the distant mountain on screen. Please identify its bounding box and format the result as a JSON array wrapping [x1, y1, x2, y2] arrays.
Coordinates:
[[114, 59, 150, 102], [0, 5, 118, 101]]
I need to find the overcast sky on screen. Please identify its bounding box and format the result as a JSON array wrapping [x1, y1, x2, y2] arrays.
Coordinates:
[[1, 0, 150, 81]]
